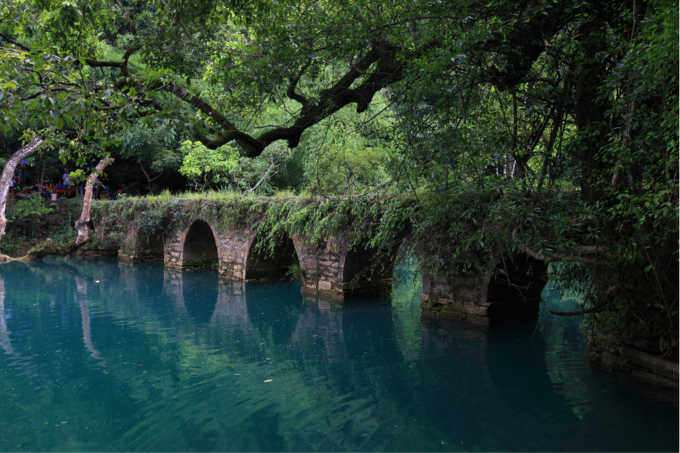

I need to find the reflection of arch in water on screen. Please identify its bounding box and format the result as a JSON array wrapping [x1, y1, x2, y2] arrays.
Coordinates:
[[292, 295, 347, 363], [413, 320, 505, 441], [180, 219, 220, 270], [116, 261, 166, 309], [163, 268, 188, 310], [245, 233, 299, 281], [116, 263, 140, 305], [182, 272, 219, 324]]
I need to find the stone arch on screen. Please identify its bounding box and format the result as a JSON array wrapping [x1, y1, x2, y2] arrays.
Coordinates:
[[180, 219, 221, 270], [485, 253, 548, 318], [244, 231, 300, 280], [338, 241, 400, 297], [419, 252, 548, 324]]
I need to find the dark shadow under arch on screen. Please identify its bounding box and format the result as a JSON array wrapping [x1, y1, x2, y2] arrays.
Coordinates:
[[342, 242, 399, 297], [182, 220, 219, 269], [245, 234, 299, 280], [486, 253, 548, 317]]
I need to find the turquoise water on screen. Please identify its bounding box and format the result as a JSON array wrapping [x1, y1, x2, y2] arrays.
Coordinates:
[[0, 258, 677, 452]]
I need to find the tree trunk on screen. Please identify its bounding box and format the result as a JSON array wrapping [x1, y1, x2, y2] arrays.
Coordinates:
[[1, 156, 113, 262], [75, 156, 113, 246], [139, 162, 162, 195], [0, 136, 44, 243], [39, 161, 45, 191]]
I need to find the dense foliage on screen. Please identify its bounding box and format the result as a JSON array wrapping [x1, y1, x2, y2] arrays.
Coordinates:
[[1, 0, 677, 355]]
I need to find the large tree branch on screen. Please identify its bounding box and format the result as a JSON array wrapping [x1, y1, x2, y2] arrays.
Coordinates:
[[195, 39, 439, 155], [0, 32, 30, 51], [286, 62, 311, 107], [85, 45, 138, 77], [481, 3, 576, 91], [81, 38, 438, 157]]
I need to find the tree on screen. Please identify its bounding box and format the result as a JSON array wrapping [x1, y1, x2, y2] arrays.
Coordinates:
[[178, 140, 239, 192], [117, 122, 181, 193]]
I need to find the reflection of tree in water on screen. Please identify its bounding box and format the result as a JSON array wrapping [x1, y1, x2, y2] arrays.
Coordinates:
[[0, 261, 161, 451], [101, 265, 433, 450], [75, 276, 107, 369], [7, 260, 669, 452], [0, 274, 14, 354]]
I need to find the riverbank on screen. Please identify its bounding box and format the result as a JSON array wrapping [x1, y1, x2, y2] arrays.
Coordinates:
[[0, 197, 82, 257]]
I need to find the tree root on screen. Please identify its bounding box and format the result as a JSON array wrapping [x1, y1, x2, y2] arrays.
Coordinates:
[[0, 238, 89, 262], [549, 302, 608, 316]]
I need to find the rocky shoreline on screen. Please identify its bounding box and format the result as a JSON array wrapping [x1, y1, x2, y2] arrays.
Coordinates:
[[588, 331, 679, 391]]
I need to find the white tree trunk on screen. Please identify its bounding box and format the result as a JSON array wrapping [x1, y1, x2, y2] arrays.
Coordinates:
[[75, 156, 114, 245], [0, 136, 44, 242]]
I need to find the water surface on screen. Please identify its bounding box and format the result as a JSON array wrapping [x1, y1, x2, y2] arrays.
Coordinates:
[[0, 258, 677, 451]]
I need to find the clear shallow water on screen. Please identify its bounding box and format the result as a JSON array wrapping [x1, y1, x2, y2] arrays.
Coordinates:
[[0, 258, 677, 452]]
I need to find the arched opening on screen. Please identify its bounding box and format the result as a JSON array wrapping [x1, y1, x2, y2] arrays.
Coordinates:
[[486, 253, 548, 317], [182, 220, 219, 269], [136, 232, 164, 262], [245, 234, 299, 281], [342, 242, 398, 297]]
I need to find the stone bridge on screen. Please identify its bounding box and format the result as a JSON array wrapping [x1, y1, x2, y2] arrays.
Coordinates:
[[95, 203, 547, 325]]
